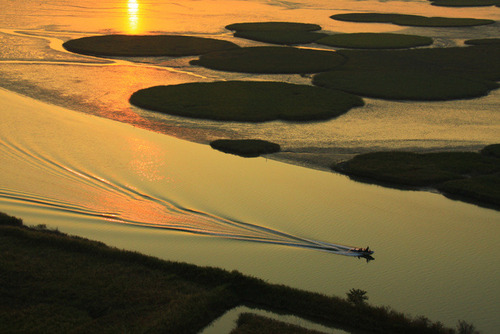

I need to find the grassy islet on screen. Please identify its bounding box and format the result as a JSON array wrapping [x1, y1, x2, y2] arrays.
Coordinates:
[[63, 34, 239, 57], [210, 139, 281, 157], [316, 33, 433, 49], [190, 46, 346, 74], [130, 81, 363, 122]]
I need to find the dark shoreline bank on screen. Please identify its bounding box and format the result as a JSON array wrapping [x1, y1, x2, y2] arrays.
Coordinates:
[[1, 213, 462, 333]]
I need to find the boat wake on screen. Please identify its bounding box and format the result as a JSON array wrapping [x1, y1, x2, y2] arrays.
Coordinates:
[[0, 186, 359, 256], [0, 88, 370, 259]]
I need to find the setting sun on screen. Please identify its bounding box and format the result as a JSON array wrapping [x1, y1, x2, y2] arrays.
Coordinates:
[[127, 0, 140, 33], [128, 0, 139, 12]]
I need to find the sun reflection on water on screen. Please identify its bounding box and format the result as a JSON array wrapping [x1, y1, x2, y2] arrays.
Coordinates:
[[127, 0, 140, 34]]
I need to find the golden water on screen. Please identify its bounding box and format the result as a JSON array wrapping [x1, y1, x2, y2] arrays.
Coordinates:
[[0, 0, 499, 332]]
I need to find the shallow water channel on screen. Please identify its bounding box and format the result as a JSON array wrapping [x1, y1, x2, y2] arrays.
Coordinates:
[[0, 0, 499, 332]]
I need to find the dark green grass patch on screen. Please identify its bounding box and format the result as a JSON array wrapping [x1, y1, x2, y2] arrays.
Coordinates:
[[430, 0, 500, 7], [316, 33, 433, 49], [231, 313, 325, 334], [0, 226, 237, 333], [465, 38, 500, 45], [0, 214, 460, 333], [334, 151, 499, 186], [333, 145, 500, 207], [313, 69, 492, 100], [130, 81, 364, 122], [437, 173, 500, 205], [335, 44, 500, 82], [226, 22, 322, 32], [190, 46, 346, 74], [330, 13, 495, 27], [233, 30, 327, 45], [226, 22, 326, 45], [0, 212, 23, 227], [481, 144, 500, 158], [312, 44, 500, 100], [210, 139, 281, 157], [63, 34, 239, 57]]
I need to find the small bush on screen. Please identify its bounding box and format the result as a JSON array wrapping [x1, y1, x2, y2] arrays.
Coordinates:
[[456, 320, 480, 334], [346, 288, 368, 306]]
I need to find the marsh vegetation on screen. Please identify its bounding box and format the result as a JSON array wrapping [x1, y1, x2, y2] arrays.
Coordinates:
[[226, 21, 326, 45], [62, 34, 239, 57], [333, 144, 500, 207], [191, 46, 346, 74], [0, 214, 463, 333], [329, 13, 495, 27], [312, 43, 500, 100], [130, 81, 364, 122], [316, 33, 433, 49], [210, 139, 281, 157]]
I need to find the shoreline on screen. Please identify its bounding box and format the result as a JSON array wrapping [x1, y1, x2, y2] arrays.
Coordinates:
[[0, 213, 458, 333]]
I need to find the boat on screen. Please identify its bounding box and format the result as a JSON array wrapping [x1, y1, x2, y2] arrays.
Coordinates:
[[350, 247, 375, 262], [351, 247, 374, 255]]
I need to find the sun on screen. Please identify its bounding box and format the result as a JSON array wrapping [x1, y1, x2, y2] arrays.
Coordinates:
[[127, 0, 140, 33], [128, 0, 139, 13]]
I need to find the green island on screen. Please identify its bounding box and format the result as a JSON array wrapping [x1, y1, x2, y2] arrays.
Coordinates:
[[330, 13, 495, 27], [62, 34, 239, 57], [226, 22, 322, 32], [130, 81, 363, 122], [190, 46, 346, 74], [226, 21, 326, 45], [312, 44, 500, 100], [316, 33, 433, 49], [429, 0, 500, 7], [232, 30, 327, 45], [210, 139, 281, 157], [1, 212, 469, 333], [333, 144, 500, 208]]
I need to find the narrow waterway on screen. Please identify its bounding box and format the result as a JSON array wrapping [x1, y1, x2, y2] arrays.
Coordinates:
[[1, 88, 499, 332], [1, 0, 499, 332]]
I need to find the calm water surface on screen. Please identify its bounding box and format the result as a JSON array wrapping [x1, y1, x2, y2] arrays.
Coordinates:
[[0, 0, 499, 332]]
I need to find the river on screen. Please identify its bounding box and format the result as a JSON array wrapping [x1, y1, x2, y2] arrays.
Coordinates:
[[0, 0, 499, 332]]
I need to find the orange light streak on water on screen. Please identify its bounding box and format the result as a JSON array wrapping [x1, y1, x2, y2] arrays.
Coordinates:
[[127, 0, 140, 34]]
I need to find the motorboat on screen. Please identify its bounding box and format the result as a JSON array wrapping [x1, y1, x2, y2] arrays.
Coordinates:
[[350, 247, 374, 255], [350, 247, 375, 262]]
